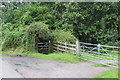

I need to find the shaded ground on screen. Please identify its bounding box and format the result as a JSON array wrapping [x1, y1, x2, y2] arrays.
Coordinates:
[[1, 55, 114, 78]]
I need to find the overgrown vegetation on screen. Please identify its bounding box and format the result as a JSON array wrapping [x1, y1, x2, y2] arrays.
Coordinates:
[[1, 22, 75, 52], [1, 2, 119, 53], [1, 22, 51, 52], [51, 30, 76, 44]]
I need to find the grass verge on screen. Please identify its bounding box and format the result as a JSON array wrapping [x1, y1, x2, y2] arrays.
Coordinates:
[[1, 50, 86, 63], [92, 63, 118, 67], [0, 55, 7, 57], [92, 64, 109, 67], [95, 69, 118, 78]]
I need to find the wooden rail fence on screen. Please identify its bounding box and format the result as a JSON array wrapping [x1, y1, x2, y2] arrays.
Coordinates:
[[53, 41, 120, 55], [37, 41, 51, 54], [53, 42, 77, 54], [53, 40, 119, 68]]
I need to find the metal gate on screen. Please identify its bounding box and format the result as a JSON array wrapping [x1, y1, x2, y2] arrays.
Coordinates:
[[79, 42, 119, 68]]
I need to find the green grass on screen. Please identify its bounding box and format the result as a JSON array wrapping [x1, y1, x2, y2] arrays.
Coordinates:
[[95, 69, 119, 78], [92, 64, 109, 67], [0, 55, 7, 57], [1, 50, 86, 63], [1, 49, 118, 63], [28, 53, 86, 63], [93, 63, 118, 67]]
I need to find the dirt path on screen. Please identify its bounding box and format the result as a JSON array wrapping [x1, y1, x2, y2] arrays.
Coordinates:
[[1, 56, 114, 78]]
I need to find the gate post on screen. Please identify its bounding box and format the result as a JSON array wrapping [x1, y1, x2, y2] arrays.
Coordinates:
[[48, 40, 51, 53], [65, 42, 67, 53], [76, 38, 81, 56], [97, 44, 100, 54]]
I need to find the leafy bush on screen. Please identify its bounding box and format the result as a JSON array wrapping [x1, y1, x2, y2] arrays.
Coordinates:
[[2, 22, 53, 52], [25, 22, 53, 51], [51, 30, 76, 44], [21, 11, 33, 25], [2, 23, 26, 50], [2, 22, 75, 52]]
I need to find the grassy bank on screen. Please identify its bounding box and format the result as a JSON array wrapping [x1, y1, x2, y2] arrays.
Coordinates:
[[1, 50, 85, 63]]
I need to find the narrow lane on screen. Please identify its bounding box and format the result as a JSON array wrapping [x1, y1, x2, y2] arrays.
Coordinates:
[[0, 56, 113, 78], [0, 57, 23, 78]]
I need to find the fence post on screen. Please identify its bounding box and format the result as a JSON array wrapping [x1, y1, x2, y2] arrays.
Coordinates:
[[65, 42, 67, 53], [48, 40, 51, 53], [76, 38, 81, 56], [57, 42, 59, 52], [97, 44, 100, 54], [83, 45, 84, 52]]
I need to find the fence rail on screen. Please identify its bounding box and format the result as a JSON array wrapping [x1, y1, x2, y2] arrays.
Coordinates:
[[54, 41, 120, 54], [53, 41, 119, 68], [80, 42, 120, 48], [54, 42, 76, 54], [38, 41, 119, 68], [37, 42, 50, 54], [56, 42, 76, 47]]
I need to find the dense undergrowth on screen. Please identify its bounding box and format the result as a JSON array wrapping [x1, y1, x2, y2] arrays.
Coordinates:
[[1, 2, 119, 53], [1, 22, 75, 52]]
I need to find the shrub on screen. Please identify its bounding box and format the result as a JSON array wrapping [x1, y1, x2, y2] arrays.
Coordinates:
[[2, 22, 53, 52], [21, 11, 33, 25], [2, 23, 26, 50], [25, 22, 53, 51], [51, 30, 76, 44]]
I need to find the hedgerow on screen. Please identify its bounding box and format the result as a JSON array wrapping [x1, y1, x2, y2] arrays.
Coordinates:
[[51, 30, 76, 44], [2, 22, 52, 52], [2, 22, 75, 52]]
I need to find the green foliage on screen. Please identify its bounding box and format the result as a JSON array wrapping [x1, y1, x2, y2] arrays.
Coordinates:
[[25, 22, 52, 51], [52, 2, 119, 45], [2, 23, 24, 50], [1, 2, 119, 52], [27, 22, 50, 40], [51, 30, 76, 44], [21, 11, 33, 25], [2, 22, 53, 52]]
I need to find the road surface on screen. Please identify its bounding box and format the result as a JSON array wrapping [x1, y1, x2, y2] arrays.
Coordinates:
[[0, 55, 113, 78]]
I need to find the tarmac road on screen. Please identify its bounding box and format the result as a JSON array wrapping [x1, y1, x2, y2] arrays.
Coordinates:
[[0, 57, 23, 78], [0, 55, 113, 78]]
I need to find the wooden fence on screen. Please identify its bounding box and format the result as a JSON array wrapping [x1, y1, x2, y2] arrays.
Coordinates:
[[37, 40, 120, 57], [53, 39, 81, 56], [37, 41, 51, 54], [53, 42, 77, 54], [53, 40, 119, 68], [53, 41, 120, 55]]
